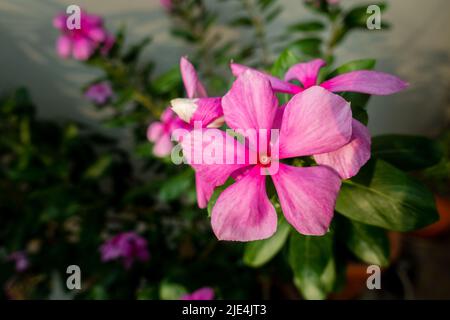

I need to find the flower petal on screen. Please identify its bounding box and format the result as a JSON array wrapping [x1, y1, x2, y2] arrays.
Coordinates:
[[191, 98, 224, 128], [320, 70, 408, 95], [222, 70, 278, 132], [153, 133, 173, 157], [278, 86, 352, 158], [284, 59, 326, 89], [181, 129, 252, 191], [314, 119, 371, 179], [180, 56, 208, 98], [230, 62, 300, 94], [56, 35, 71, 58], [147, 122, 163, 142], [212, 166, 277, 241], [195, 173, 214, 209], [272, 164, 341, 235], [73, 38, 94, 60]]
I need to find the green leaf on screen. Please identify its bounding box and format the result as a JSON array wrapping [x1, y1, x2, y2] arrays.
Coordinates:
[[288, 21, 325, 32], [159, 281, 187, 300], [336, 159, 439, 231], [288, 231, 335, 300], [243, 214, 290, 267], [151, 66, 182, 94], [265, 6, 282, 22], [372, 135, 444, 171], [270, 48, 302, 77], [289, 38, 322, 57], [339, 217, 390, 266], [327, 59, 376, 79], [158, 169, 194, 202], [230, 17, 253, 27], [344, 2, 387, 29], [83, 155, 114, 179]]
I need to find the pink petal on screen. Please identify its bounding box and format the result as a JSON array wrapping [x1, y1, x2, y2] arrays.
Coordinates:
[[191, 98, 224, 128], [153, 133, 173, 157], [284, 59, 326, 89], [147, 122, 163, 142], [314, 119, 371, 179], [320, 70, 408, 95], [211, 166, 277, 241], [180, 56, 208, 98], [222, 70, 278, 132], [230, 62, 300, 94], [73, 38, 94, 60], [272, 164, 341, 235], [56, 35, 71, 58], [196, 173, 214, 209], [181, 129, 252, 190], [87, 27, 106, 42], [53, 14, 66, 30], [181, 287, 214, 300], [278, 86, 352, 159]]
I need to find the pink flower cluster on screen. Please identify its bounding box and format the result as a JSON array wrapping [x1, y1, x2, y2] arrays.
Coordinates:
[[181, 287, 215, 300], [53, 10, 114, 61], [148, 58, 407, 242], [100, 232, 149, 269]]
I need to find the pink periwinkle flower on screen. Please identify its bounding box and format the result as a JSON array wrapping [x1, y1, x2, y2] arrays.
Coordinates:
[[85, 82, 113, 105], [230, 59, 408, 179], [182, 70, 355, 241], [160, 0, 173, 11], [148, 57, 224, 208], [181, 287, 215, 300], [53, 10, 114, 61], [100, 232, 149, 269], [8, 251, 29, 272]]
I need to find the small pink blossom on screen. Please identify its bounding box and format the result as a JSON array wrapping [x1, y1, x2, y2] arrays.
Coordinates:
[[160, 0, 173, 11], [181, 287, 215, 300], [182, 71, 353, 241], [53, 10, 114, 61], [230, 59, 407, 179], [100, 232, 149, 269], [85, 82, 113, 105], [8, 251, 29, 272]]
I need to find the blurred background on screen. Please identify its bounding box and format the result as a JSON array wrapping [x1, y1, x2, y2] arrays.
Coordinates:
[[0, 0, 449, 300]]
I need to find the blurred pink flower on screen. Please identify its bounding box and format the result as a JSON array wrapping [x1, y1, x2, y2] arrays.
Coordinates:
[[147, 107, 189, 158], [53, 10, 114, 61], [100, 232, 149, 269], [8, 251, 29, 272], [182, 71, 352, 241], [160, 0, 173, 10], [181, 287, 215, 300], [85, 82, 113, 105]]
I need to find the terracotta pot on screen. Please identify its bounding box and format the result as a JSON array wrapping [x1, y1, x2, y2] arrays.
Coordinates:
[[330, 232, 401, 300], [412, 195, 450, 238]]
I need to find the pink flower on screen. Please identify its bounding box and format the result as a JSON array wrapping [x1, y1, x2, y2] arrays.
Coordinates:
[[53, 11, 114, 60], [230, 59, 407, 179], [160, 0, 173, 11], [147, 107, 189, 158], [148, 57, 223, 208], [100, 232, 149, 269], [8, 251, 29, 272], [85, 82, 113, 105], [181, 287, 215, 300], [182, 71, 353, 241]]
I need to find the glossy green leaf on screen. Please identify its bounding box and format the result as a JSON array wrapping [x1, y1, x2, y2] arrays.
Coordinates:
[[339, 217, 390, 266], [243, 215, 290, 267], [336, 159, 439, 231], [288, 231, 335, 300], [289, 21, 325, 32], [372, 135, 444, 171]]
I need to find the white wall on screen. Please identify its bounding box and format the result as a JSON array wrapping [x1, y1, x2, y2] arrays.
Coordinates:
[[0, 0, 449, 136]]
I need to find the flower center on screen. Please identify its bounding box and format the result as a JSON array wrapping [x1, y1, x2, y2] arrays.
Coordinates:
[[258, 154, 271, 167]]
